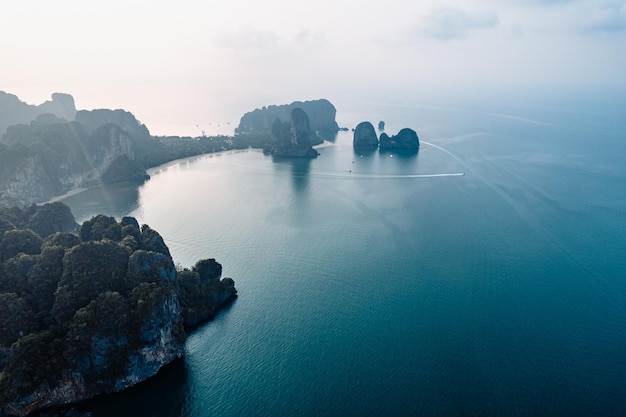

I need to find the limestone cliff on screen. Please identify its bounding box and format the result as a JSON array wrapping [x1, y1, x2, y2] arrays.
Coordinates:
[[0, 205, 237, 416], [379, 128, 420, 150], [267, 107, 319, 158], [0, 119, 134, 206], [236, 98, 339, 135], [353, 121, 379, 148]]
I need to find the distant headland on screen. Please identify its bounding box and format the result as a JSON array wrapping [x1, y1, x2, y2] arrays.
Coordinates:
[[0, 93, 342, 206], [235, 98, 339, 136], [235, 98, 341, 158]]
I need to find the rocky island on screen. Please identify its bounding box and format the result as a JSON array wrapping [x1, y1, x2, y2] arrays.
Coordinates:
[[380, 128, 420, 150], [353, 121, 379, 148], [354, 121, 419, 150], [0, 203, 236, 416]]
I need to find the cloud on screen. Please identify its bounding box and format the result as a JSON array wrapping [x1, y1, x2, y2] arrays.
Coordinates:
[[419, 6, 499, 40]]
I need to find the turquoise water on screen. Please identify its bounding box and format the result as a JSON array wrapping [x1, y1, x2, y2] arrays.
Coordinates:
[[63, 93, 626, 416]]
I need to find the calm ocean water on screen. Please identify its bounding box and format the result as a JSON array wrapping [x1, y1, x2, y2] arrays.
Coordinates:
[[62, 91, 626, 416]]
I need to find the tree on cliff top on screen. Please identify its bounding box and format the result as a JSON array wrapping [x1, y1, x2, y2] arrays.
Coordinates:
[[0, 203, 237, 415]]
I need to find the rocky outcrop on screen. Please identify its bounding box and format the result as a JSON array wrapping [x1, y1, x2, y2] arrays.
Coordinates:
[[0, 117, 136, 206], [267, 108, 319, 158], [75, 109, 150, 139], [177, 259, 237, 328], [0, 92, 76, 136], [0, 206, 236, 416], [353, 122, 420, 150], [74, 109, 170, 169], [353, 121, 379, 148], [236, 99, 339, 135], [379, 128, 420, 150]]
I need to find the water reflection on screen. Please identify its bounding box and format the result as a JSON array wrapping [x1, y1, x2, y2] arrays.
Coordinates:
[[378, 147, 418, 157], [352, 146, 377, 159], [288, 158, 311, 193], [378, 148, 419, 162], [76, 359, 190, 417], [351, 146, 420, 177], [271, 156, 312, 194], [59, 183, 140, 223]]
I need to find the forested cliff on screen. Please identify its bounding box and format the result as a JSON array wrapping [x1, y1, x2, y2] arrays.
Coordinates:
[[0, 93, 166, 206], [0, 203, 236, 416]]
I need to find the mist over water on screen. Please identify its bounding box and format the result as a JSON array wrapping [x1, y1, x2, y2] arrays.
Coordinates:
[[62, 92, 626, 416]]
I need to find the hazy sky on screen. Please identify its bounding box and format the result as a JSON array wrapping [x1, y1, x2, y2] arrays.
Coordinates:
[[2, 0, 625, 135]]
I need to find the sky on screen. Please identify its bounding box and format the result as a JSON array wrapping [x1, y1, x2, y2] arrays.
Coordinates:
[[1, 0, 625, 136]]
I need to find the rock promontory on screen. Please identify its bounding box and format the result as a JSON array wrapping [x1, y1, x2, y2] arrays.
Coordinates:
[[267, 107, 319, 158], [0, 203, 237, 416]]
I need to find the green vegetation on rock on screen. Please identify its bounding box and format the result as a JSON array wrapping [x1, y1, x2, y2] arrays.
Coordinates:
[[0, 203, 237, 416]]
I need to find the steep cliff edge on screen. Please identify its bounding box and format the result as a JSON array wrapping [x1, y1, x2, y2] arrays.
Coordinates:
[[0, 204, 237, 417], [266, 107, 320, 158], [0, 116, 136, 206]]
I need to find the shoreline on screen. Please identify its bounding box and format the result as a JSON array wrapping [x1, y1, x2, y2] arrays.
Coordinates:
[[41, 148, 264, 206], [40, 138, 336, 206], [314, 140, 335, 149], [42, 187, 88, 205], [146, 147, 262, 175]]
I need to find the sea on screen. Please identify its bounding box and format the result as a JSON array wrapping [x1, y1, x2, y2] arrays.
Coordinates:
[[59, 89, 626, 417]]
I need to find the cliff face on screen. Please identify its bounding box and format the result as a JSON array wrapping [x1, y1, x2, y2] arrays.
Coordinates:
[[0, 113, 139, 206], [0, 292, 184, 417], [0, 93, 165, 207], [267, 107, 319, 158], [0, 206, 236, 416], [236, 98, 339, 135], [0, 152, 52, 205]]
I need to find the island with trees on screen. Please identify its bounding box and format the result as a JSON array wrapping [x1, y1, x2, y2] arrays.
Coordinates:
[[0, 203, 236, 416], [354, 121, 420, 150]]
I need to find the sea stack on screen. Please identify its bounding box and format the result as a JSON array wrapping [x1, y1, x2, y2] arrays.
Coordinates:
[[353, 121, 379, 148], [379, 128, 419, 150]]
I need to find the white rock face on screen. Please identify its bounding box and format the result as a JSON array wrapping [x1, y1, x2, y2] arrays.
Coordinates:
[[0, 126, 134, 206]]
